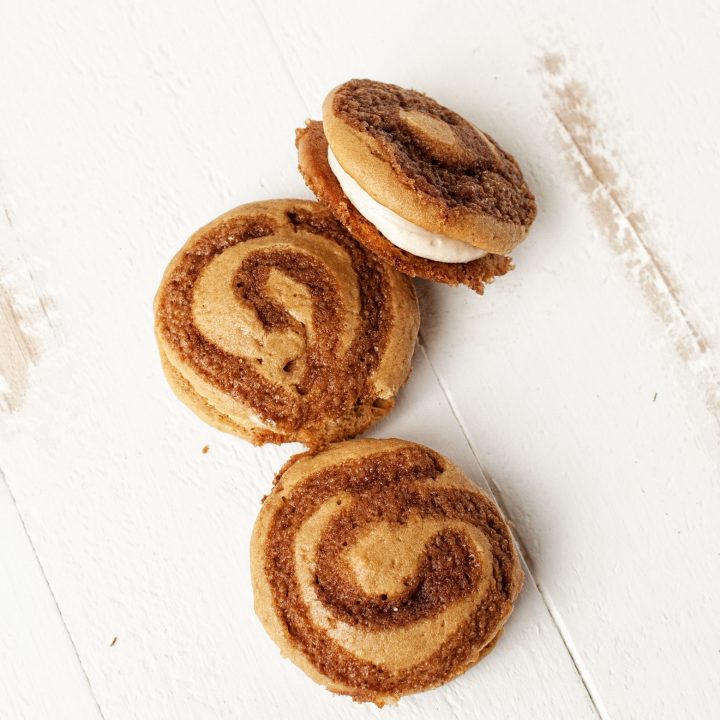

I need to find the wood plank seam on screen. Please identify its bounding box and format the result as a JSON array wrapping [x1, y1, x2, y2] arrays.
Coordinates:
[[0, 469, 106, 719], [536, 579, 612, 720], [419, 341, 607, 720]]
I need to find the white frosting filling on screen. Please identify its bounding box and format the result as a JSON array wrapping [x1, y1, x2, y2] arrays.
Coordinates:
[[327, 147, 486, 264]]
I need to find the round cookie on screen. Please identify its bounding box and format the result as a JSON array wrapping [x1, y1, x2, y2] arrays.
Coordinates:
[[296, 79, 537, 293], [251, 438, 524, 705], [154, 200, 419, 448]]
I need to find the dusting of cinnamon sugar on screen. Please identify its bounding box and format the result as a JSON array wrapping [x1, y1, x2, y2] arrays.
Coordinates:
[[331, 79, 536, 227], [541, 52, 720, 432], [263, 445, 520, 697], [0, 285, 44, 412]]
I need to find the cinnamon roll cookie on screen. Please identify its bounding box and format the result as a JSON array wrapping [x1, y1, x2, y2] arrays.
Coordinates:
[[296, 79, 537, 293], [251, 438, 524, 705], [154, 201, 419, 448]]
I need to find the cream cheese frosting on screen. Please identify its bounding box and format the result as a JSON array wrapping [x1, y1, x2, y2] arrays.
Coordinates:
[[327, 147, 487, 264]]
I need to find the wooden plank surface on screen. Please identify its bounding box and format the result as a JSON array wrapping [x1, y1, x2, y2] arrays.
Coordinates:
[[1, 1, 718, 718], [0, 474, 102, 720]]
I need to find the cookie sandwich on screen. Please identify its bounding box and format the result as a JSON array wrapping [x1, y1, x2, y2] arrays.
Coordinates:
[[297, 79, 537, 293]]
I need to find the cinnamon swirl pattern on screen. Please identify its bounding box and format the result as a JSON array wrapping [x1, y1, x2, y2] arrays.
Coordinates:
[[251, 438, 524, 705], [154, 201, 419, 448]]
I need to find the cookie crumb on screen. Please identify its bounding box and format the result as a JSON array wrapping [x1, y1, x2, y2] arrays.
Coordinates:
[[110, 636, 117, 647], [202, 445, 209, 454]]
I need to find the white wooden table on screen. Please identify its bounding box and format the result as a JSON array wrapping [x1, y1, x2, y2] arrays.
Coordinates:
[[1, 2, 719, 718]]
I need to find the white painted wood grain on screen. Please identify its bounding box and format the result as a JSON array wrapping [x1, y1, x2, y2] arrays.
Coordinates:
[[0, 475, 101, 720], [1, 0, 718, 718]]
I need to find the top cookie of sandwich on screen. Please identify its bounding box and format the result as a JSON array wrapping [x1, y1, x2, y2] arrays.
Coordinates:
[[322, 79, 536, 254]]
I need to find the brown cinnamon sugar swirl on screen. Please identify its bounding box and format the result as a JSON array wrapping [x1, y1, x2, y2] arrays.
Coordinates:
[[251, 438, 524, 705], [154, 201, 419, 448]]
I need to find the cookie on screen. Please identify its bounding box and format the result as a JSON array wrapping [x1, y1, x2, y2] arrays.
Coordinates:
[[154, 200, 419, 448], [251, 438, 524, 705], [296, 79, 537, 293]]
